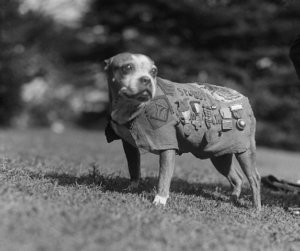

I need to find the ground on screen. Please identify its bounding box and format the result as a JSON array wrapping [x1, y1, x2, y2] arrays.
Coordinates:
[[0, 129, 299, 251]]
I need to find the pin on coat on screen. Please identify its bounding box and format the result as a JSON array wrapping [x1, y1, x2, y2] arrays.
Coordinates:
[[104, 52, 261, 210]]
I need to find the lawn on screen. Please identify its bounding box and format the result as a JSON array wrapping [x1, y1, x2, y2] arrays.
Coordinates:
[[0, 129, 299, 251]]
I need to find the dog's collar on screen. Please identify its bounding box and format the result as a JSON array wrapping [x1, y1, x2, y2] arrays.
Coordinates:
[[110, 99, 148, 125]]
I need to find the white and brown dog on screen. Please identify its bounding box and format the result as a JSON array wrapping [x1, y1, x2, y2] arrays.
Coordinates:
[[104, 52, 261, 210]]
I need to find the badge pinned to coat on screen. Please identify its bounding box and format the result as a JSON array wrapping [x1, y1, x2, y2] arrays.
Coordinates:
[[220, 107, 233, 131], [230, 104, 243, 119], [175, 98, 191, 124], [190, 101, 202, 130]]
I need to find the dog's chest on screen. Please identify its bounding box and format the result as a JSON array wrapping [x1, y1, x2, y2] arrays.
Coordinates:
[[112, 78, 254, 157]]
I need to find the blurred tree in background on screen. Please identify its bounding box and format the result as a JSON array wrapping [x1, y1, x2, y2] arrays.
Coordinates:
[[1, 0, 300, 150], [0, 0, 74, 126], [0, 0, 25, 125]]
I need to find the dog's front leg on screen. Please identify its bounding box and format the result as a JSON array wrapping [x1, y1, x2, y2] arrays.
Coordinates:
[[122, 140, 140, 190], [153, 149, 176, 206]]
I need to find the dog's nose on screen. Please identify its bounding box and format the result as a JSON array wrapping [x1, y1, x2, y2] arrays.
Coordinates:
[[139, 76, 151, 87]]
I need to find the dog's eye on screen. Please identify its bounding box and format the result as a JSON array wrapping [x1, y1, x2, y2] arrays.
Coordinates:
[[121, 64, 134, 74], [150, 67, 158, 77]]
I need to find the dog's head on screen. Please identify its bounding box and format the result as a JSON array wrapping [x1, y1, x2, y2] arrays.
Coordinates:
[[104, 53, 157, 103]]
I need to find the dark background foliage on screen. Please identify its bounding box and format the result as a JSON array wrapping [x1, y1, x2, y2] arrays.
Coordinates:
[[1, 0, 300, 150]]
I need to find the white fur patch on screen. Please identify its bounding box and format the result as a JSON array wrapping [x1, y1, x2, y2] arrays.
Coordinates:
[[122, 54, 156, 95], [132, 54, 153, 66], [131, 55, 154, 78], [153, 194, 169, 206], [133, 55, 157, 98]]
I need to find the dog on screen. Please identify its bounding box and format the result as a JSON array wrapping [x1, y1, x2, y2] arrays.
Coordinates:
[[104, 52, 261, 210]]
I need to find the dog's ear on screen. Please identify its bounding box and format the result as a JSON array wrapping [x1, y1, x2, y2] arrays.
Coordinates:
[[104, 57, 113, 71]]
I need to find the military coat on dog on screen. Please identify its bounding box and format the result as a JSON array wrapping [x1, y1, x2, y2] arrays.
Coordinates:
[[107, 77, 254, 159]]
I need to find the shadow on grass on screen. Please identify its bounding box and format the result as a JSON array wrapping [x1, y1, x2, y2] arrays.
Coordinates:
[[39, 171, 300, 209]]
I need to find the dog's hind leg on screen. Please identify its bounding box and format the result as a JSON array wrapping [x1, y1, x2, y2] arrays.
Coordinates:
[[122, 140, 141, 190], [235, 138, 261, 210], [211, 154, 243, 203]]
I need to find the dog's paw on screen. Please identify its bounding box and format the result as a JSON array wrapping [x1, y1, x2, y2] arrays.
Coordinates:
[[230, 194, 239, 204], [153, 194, 169, 206], [123, 181, 139, 192]]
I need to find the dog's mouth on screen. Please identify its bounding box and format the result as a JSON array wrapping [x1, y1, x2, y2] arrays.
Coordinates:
[[120, 88, 152, 102], [136, 89, 152, 102]]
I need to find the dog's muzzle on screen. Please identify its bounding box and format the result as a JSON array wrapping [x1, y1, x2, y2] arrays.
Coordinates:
[[119, 77, 154, 102], [120, 87, 152, 102], [135, 89, 152, 102]]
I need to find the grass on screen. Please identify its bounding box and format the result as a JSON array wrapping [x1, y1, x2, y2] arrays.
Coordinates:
[[0, 128, 299, 251]]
